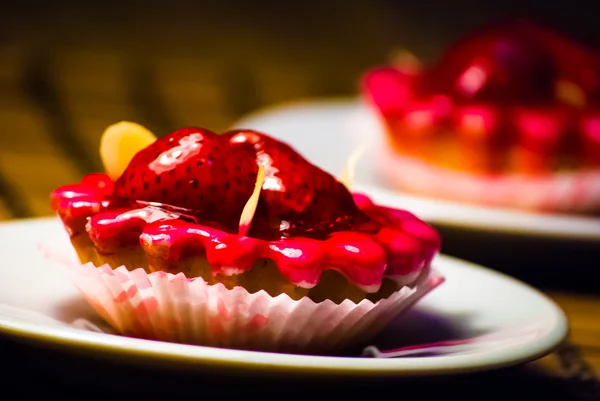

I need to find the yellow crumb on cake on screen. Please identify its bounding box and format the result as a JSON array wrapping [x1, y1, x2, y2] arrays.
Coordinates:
[[100, 121, 157, 180]]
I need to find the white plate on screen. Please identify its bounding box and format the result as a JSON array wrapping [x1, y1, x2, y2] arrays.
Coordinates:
[[232, 98, 600, 241], [0, 217, 568, 376]]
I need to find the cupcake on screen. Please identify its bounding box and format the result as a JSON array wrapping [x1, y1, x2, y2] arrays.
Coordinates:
[[361, 19, 600, 214], [48, 121, 443, 354]]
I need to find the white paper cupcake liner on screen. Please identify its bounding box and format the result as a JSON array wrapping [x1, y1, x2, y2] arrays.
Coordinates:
[[40, 240, 443, 355]]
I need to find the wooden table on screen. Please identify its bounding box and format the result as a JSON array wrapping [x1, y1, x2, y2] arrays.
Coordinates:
[[1, 2, 599, 399]]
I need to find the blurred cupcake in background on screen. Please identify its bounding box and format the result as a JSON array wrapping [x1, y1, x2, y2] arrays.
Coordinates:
[[361, 18, 600, 214]]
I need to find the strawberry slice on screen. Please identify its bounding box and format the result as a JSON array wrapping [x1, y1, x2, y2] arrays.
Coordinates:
[[225, 130, 366, 238], [110, 126, 369, 240], [113, 127, 259, 232]]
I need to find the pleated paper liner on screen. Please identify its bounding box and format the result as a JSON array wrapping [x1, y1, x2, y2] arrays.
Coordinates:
[[39, 239, 444, 355]]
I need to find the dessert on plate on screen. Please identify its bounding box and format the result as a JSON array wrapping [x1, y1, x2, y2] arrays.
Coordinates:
[[48, 121, 443, 354], [362, 19, 600, 214]]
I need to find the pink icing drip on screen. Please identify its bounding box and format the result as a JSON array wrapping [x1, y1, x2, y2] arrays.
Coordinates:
[[51, 180, 115, 234], [137, 217, 391, 291], [52, 177, 441, 293]]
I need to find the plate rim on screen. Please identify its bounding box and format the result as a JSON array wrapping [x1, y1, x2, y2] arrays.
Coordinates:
[[233, 98, 600, 242], [0, 218, 569, 377]]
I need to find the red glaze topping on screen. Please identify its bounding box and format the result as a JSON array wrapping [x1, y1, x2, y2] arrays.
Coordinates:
[[51, 128, 441, 293], [111, 127, 368, 240], [362, 19, 600, 173], [224, 130, 366, 239]]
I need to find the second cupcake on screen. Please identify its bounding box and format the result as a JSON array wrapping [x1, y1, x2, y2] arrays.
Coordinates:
[[362, 19, 600, 214]]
